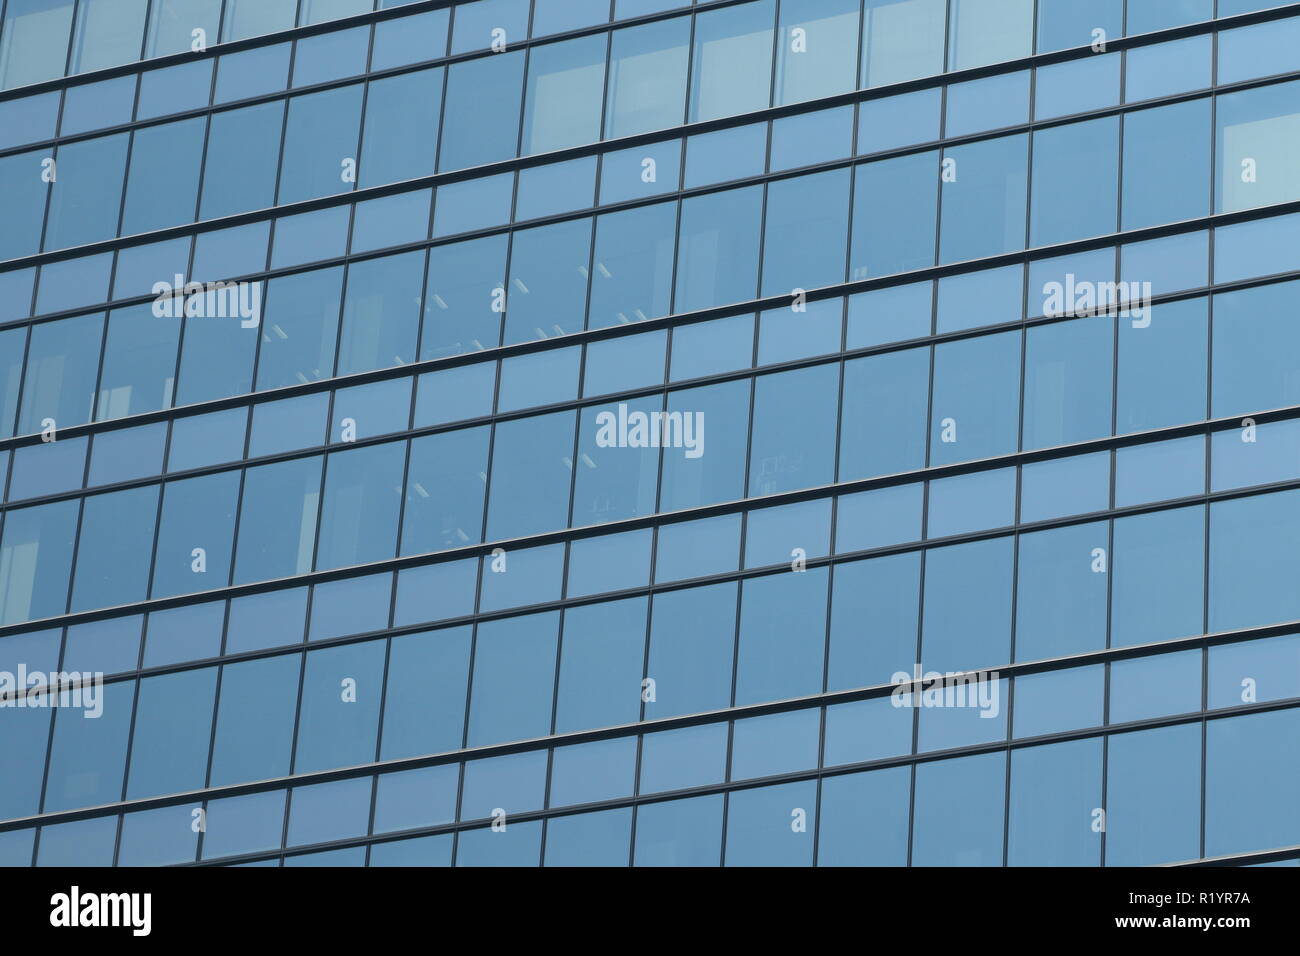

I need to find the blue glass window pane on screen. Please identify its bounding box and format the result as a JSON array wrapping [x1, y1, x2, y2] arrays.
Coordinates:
[[60, 76, 135, 136], [498, 347, 581, 412], [214, 42, 291, 102], [423, 231, 509, 356], [1031, 117, 1118, 246], [1210, 489, 1300, 634], [287, 777, 372, 847], [87, 422, 166, 486], [1127, 0, 1211, 33], [584, 330, 666, 397], [332, 378, 412, 441], [271, 206, 349, 269], [127, 668, 217, 799], [1034, 54, 1120, 120], [549, 737, 637, 807], [1105, 723, 1200, 865], [640, 722, 729, 794], [35, 253, 112, 315], [732, 709, 820, 780], [201, 790, 286, 860], [478, 543, 565, 612], [401, 426, 490, 554], [834, 484, 924, 553], [338, 252, 424, 374], [137, 60, 212, 119], [911, 751, 1006, 866], [1013, 520, 1107, 660], [315, 441, 405, 570], [744, 498, 832, 569], [9, 436, 87, 501], [839, 347, 929, 479], [1208, 633, 1300, 710], [414, 362, 496, 426], [150, 471, 239, 598], [466, 611, 559, 746], [946, 71, 1029, 136], [440, 52, 524, 171], [192, 222, 270, 282], [1036, 0, 1121, 52], [380, 625, 471, 759], [36, 817, 117, 867], [460, 750, 547, 820], [817, 767, 910, 865], [166, 410, 246, 474], [63, 614, 141, 675], [846, 281, 931, 349], [293, 26, 368, 87], [249, 393, 327, 457], [45, 133, 129, 250], [749, 364, 839, 496], [861, 0, 946, 86], [515, 157, 596, 221], [1218, 16, 1300, 85], [294, 640, 385, 772], [851, 151, 939, 279], [736, 568, 828, 705], [70, 486, 158, 612], [143, 600, 224, 667], [1012, 664, 1104, 737], [1019, 452, 1110, 523], [761, 169, 850, 296], [556, 597, 646, 733], [857, 88, 940, 154], [360, 69, 442, 189], [256, 267, 343, 390], [225, 588, 308, 653], [372, 10, 448, 69], [926, 467, 1015, 538], [1007, 738, 1103, 866], [823, 694, 913, 764], [0, 92, 58, 150], [634, 793, 723, 866], [1023, 314, 1114, 449], [567, 529, 652, 598], [1212, 281, 1300, 419], [922, 537, 1013, 672], [1126, 36, 1211, 103], [545, 807, 632, 867], [431, 172, 513, 237], [223, 0, 295, 41], [118, 805, 199, 866], [939, 134, 1027, 263], [589, 202, 678, 329], [929, 331, 1021, 465], [522, 33, 606, 155], [278, 85, 364, 205], [233, 457, 323, 584], [456, 821, 542, 866], [653, 514, 741, 583], [1121, 231, 1208, 297], [1110, 649, 1202, 723], [1123, 100, 1211, 230], [725, 780, 816, 866], [675, 185, 762, 313], [393, 560, 477, 626], [44, 679, 134, 812], [485, 411, 574, 540], [1115, 436, 1205, 507], [1205, 709, 1300, 857], [644, 582, 737, 718], [0, 150, 47, 260], [209, 655, 301, 786], [599, 140, 682, 204], [0, 500, 79, 625], [690, 0, 774, 122], [309, 572, 392, 640], [1111, 506, 1205, 648], [373, 764, 459, 832], [371, 834, 453, 866], [685, 123, 767, 189], [201, 102, 285, 219]]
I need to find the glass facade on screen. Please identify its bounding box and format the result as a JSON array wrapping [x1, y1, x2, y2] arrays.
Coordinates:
[[0, 0, 1298, 868]]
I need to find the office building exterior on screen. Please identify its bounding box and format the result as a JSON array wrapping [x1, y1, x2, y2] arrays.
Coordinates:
[[0, 0, 1298, 867]]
